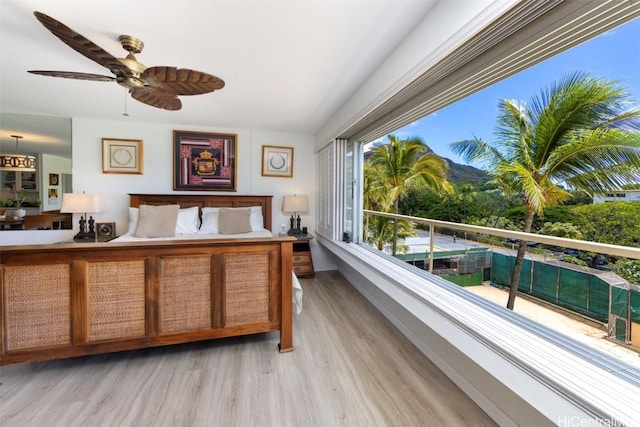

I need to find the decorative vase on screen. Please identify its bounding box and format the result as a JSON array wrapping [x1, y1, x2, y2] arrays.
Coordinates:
[[14, 208, 26, 218]]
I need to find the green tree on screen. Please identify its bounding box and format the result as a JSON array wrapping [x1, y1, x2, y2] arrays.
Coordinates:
[[538, 222, 583, 239], [470, 216, 520, 231], [571, 202, 640, 247], [614, 259, 640, 286], [451, 72, 640, 309], [369, 135, 452, 255]]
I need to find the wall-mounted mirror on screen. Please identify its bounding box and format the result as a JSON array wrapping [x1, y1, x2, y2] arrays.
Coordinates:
[[0, 113, 72, 222]]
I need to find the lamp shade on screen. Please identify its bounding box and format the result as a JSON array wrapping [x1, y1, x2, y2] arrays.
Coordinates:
[[282, 195, 309, 214], [60, 193, 105, 214], [0, 154, 37, 171], [1, 135, 36, 172]]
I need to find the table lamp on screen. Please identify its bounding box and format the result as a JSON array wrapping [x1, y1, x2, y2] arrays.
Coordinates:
[[282, 195, 308, 235], [61, 192, 105, 242]]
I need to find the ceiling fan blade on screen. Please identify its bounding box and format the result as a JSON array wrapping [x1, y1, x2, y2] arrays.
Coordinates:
[[130, 87, 182, 111], [33, 11, 131, 76], [28, 70, 116, 82], [142, 67, 225, 96]]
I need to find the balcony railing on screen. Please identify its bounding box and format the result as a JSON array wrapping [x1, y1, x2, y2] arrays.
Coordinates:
[[364, 209, 640, 271], [364, 209, 640, 346]]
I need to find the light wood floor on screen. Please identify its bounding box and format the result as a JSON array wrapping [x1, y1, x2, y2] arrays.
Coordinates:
[[0, 271, 495, 427]]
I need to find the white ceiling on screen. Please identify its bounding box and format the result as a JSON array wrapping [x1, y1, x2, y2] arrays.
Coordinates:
[[0, 0, 438, 156]]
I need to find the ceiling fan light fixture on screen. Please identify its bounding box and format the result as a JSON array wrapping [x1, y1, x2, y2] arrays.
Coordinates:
[[1, 135, 36, 172]]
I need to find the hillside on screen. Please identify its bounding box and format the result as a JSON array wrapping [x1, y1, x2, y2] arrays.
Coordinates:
[[445, 158, 490, 185], [364, 143, 490, 186]]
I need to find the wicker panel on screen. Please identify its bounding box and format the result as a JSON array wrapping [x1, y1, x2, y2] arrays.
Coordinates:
[[5, 264, 71, 351], [87, 260, 146, 342], [225, 253, 270, 325], [160, 256, 211, 333]]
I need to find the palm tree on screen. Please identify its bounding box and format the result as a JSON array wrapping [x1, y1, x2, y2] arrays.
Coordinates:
[[367, 213, 414, 253], [369, 135, 452, 255], [451, 71, 640, 310]]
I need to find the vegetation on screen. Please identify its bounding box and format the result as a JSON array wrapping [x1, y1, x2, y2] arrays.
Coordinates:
[[365, 135, 452, 254], [537, 222, 583, 240], [450, 72, 640, 309], [570, 202, 640, 247], [614, 259, 640, 286]]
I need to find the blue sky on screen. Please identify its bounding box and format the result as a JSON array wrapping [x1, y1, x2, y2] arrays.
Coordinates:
[[374, 17, 640, 166]]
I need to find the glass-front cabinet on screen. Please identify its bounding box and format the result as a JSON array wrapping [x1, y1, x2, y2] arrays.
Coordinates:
[[1, 170, 40, 209]]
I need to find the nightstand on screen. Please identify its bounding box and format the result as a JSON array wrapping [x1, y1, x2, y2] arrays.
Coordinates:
[[292, 234, 314, 278]]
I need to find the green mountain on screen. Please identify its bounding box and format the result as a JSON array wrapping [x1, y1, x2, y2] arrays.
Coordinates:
[[444, 158, 490, 185], [364, 142, 490, 186]]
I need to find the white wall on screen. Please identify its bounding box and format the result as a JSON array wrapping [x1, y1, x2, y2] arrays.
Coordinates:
[[66, 117, 334, 271], [593, 191, 640, 203], [315, 0, 516, 145]]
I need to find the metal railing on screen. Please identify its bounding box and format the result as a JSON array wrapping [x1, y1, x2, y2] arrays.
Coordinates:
[[363, 209, 640, 273]]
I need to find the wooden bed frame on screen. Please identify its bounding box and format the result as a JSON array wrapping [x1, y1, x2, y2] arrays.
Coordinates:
[[0, 194, 294, 365]]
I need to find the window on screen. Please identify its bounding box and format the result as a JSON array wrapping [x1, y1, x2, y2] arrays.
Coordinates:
[[316, 2, 640, 424]]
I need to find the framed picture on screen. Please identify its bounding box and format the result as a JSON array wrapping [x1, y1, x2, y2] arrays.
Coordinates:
[[261, 145, 293, 178], [49, 173, 59, 186], [102, 138, 143, 174], [173, 130, 237, 191]]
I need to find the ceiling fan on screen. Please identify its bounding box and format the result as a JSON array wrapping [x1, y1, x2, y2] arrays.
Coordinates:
[[28, 11, 225, 111]]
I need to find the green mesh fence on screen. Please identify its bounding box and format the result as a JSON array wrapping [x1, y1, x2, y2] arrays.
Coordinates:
[[492, 253, 612, 322], [611, 287, 629, 318], [532, 261, 557, 301], [558, 268, 590, 314], [589, 277, 610, 321], [492, 253, 512, 287], [615, 317, 627, 342], [517, 258, 532, 292], [631, 289, 640, 323]]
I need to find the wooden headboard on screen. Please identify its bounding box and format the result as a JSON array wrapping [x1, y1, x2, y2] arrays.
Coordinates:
[[128, 194, 273, 230]]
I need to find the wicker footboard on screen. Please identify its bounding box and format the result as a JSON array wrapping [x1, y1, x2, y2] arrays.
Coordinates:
[[0, 237, 294, 365]]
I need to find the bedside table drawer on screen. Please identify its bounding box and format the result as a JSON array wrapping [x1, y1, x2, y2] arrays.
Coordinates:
[[293, 264, 314, 275], [293, 253, 311, 263]]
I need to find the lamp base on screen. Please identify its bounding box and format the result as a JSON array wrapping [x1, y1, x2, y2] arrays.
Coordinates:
[[73, 232, 96, 243], [287, 228, 302, 235]]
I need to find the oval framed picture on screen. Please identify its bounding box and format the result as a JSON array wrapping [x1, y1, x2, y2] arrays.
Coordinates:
[[261, 145, 293, 178]]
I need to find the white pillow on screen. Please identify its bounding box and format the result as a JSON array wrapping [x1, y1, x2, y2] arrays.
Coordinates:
[[128, 207, 139, 234], [249, 206, 265, 231], [128, 206, 200, 235], [175, 206, 200, 234], [199, 207, 220, 234]]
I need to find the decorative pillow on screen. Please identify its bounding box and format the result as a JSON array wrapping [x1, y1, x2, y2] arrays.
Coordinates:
[[199, 207, 220, 234], [133, 204, 180, 238], [249, 206, 265, 231], [218, 208, 252, 234], [175, 206, 200, 234], [129, 206, 199, 235]]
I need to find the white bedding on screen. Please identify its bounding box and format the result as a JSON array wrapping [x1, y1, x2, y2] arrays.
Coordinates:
[[110, 230, 303, 314], [112, 229, 275, 242]]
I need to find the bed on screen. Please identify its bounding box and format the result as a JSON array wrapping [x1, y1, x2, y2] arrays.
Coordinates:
[[0, 194, 298, 365]]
